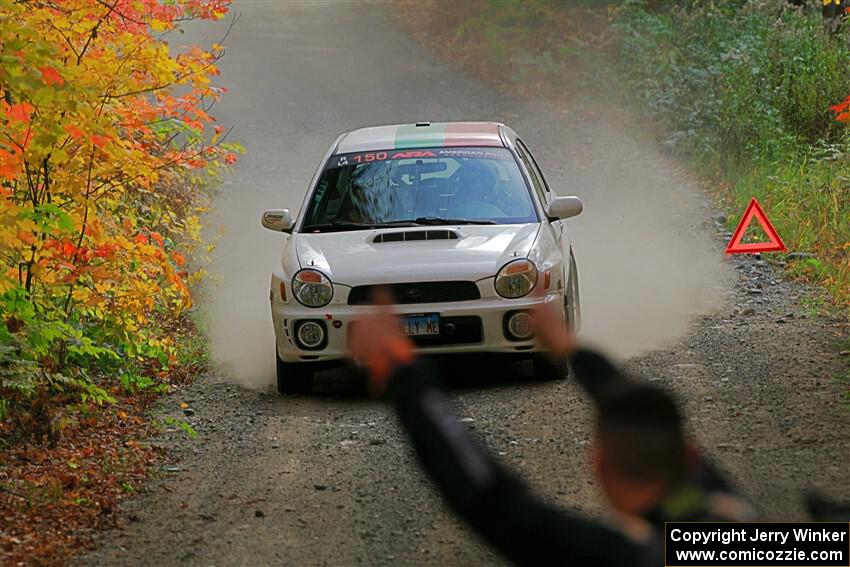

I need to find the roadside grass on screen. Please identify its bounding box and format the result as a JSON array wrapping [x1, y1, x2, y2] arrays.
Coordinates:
[[726, 149, 850, 309], [613, 0, 850, 317]]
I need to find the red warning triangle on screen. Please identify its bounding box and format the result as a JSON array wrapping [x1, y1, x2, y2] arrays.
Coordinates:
[[725, 197, 786, 255]]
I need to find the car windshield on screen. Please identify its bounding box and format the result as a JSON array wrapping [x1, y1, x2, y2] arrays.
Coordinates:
[[301, 147, 538, 232]]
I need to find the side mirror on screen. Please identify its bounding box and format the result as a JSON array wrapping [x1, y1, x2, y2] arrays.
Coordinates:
[[261, 209, 294, 233], [547, 196, 583, 221]]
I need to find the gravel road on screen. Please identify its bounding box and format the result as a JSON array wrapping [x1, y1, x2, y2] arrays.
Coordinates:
[[80, 2, 849, 566]]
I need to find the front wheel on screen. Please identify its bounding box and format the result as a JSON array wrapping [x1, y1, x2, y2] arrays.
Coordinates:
[[276, 351, 314, 395]]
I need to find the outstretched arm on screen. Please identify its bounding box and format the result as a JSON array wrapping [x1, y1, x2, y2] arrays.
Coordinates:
[[568, 348, 630, 403], [347, 294, 644, 566], [386, 358, 642, 567], [530, 295, 630, 402]]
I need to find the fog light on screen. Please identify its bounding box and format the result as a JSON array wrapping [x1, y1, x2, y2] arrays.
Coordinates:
[[505, 311, 534, 341], [295, 320, 326, 350]]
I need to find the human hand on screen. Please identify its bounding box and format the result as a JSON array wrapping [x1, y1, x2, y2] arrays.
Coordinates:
[[347, 288, 414, 394], [530, 286, 576, 359]]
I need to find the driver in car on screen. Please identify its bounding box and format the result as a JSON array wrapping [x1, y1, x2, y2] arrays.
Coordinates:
[[335, 158, 523, 224]]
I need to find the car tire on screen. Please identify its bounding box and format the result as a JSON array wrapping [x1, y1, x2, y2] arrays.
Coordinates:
[[532, 353, 568, 381], [532, 278, 572, 381], [276, 351, 314, 395]]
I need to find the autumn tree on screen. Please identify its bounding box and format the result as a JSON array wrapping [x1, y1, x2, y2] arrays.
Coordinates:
[[0, 0, 238, 428]]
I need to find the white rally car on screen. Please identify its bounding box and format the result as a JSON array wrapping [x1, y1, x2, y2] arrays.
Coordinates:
[[262, 122, 583, 394]]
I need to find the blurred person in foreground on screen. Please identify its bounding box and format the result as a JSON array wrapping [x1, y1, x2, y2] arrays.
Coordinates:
[[347, 290, 754, 567]]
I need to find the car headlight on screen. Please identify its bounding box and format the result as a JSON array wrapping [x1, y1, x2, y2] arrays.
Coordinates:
[[495, 259, 538, 299], [292, 269, 333, 307]]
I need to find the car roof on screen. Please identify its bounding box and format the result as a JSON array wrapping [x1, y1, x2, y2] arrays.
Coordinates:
[[335, 121, 506, 154]]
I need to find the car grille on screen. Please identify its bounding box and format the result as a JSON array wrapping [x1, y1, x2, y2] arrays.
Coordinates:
[[347, 281, 481, 305], [410, 316, 482, 347]]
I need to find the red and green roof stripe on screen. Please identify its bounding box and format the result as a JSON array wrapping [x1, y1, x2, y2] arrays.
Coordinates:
[[336, 121, 503, 153]]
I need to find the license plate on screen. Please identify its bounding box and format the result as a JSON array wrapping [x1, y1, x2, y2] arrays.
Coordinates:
[[400, 313, 440, 336]]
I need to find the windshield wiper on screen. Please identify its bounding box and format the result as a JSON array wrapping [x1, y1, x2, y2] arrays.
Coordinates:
[[409, 217, 496, 226], [303, 217, 496, 232], [302, 221, 418, 233], [302, 221, 374, 233]]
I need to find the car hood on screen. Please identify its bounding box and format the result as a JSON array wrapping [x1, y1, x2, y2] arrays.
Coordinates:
[[294, 224, 541, 285]]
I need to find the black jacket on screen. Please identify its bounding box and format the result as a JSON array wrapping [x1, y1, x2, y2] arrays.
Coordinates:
[[386, 349, 752, 566]]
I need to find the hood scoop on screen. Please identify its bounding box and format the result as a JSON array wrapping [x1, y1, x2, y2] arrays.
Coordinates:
[[372, 229, 460, 243]]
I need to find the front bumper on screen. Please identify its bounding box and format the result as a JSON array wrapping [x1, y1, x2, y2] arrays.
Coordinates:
[[272, 292, 563, 363]]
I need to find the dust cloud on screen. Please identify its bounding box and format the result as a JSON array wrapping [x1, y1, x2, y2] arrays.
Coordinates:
[[537, 114, 732, 358], [197, 125, 329, 390], [200, 182, 281, 389]]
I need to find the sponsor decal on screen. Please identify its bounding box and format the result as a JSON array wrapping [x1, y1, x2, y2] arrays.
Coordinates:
[[325, 147, 511, 171], [390, 150, 438, 159]]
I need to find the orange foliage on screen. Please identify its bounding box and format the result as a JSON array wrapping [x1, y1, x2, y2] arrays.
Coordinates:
[[0, 0, 239, 374]]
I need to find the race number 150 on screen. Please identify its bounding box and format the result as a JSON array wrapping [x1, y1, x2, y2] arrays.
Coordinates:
[[353, 152, 388, 163]]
